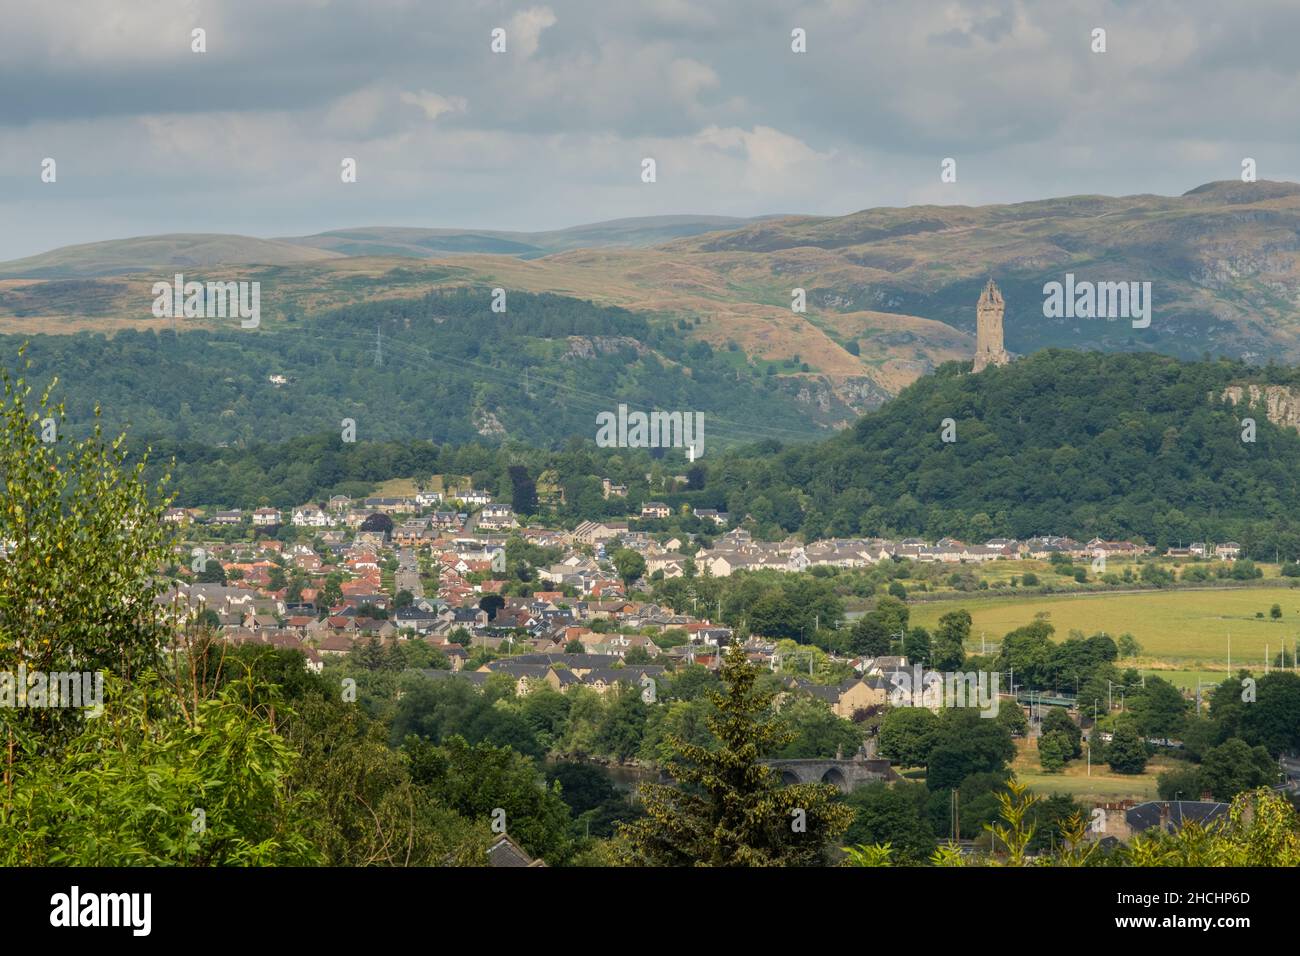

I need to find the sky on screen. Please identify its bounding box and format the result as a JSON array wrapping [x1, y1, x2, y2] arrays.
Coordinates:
[[2, 0, 1300, 260]]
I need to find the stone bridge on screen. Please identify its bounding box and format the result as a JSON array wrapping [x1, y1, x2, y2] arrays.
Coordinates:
[[764, 757, 895, 793]]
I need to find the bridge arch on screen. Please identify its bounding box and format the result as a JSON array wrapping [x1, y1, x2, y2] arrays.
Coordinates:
[[820, 767, 848, 792]]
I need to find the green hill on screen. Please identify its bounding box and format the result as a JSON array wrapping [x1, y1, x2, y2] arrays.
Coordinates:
[[5, 288, 834, 448], [706, 349, 1300, 555]]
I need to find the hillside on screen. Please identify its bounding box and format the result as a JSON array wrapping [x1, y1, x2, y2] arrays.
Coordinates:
[[704, 349, 1300, 555], [278, 216, 769, 259], [5, 182, 1300, 420], [0, 215, 766, 278], [5, 288, 838, 448], [0, 234, 343, 279]]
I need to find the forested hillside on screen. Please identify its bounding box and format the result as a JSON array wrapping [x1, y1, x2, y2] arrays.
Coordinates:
[[7, 288, 830, 448], [713, 350, 1300, 550]]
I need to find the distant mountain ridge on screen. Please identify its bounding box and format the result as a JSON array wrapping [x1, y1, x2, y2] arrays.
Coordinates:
[[0, 215, 773, 279], [5, 182, 1300, 420]]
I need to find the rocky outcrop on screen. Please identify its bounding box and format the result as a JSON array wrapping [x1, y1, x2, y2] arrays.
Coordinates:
[[563, 336, 650, 360], [1218, 384, 1300, 431]]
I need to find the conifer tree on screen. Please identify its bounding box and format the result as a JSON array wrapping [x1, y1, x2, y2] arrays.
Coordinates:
[[618, 643, 853, 866]]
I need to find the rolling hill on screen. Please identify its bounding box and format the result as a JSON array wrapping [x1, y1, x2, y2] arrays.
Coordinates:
[[4, 181, 1300, 427], [704, 348, 1300, 556]]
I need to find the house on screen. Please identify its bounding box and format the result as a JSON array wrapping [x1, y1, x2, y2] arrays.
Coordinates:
[[208, 509, 243, 526], [1125, 800, 1229, 836], [641, 502, 671, 520], [393, 519, 432, 545], [693, 508, 728, 526], [292, 505, 330, 527], [456, 489, 493, 507], [485, 833, 546, 867], [1215, 542, 1242, 560], [252, 507, 281, 527], [601, 478, 628, 499], [781, 676, 886, 719], [572, 520, 629, 545], [162, 507, 191, 526], [362, 496, 417, 515], [479, 504, 519, 530]]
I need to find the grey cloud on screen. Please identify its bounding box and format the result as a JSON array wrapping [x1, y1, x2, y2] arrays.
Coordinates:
[[1, 0, 1299, 259]]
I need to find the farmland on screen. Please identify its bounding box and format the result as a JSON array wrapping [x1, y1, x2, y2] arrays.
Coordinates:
[[909, 584, 1300, 667]]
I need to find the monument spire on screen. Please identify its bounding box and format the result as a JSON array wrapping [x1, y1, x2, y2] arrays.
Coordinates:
[[972, 278, 1010, 372]]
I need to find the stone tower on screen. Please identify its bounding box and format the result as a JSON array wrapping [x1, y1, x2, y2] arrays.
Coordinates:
[[972, 278, 1010, 372]]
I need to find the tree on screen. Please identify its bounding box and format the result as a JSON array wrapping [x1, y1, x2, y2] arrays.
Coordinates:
[[1129, 676, 1188, 739], [508, 464, 537, 515], [1041, 708, 1082, 758], [320, 576, 343, 610], [195, 562, 227, 584], [478, 593, 505, 620], [1199, 738, 1278, 800], [1107, 724, 1149, 774], [407, 735, 573, 864], [932, 609, 971, 670], [773, 696, 864, 759], [1038, 731, 1072, 772], [878, 707, 940, 768], [843, 782, 936, 864], [1117, 632, 1142, 658], [903, 626, 931, 664], [0, 357, 174, 752], [850, 596, 908, 656], [612, 548, 646, 589], [926, 709, 1017, 791], [564, 639, 585, 654], [360, 513, 393, 534], [1157, 763, 1205, 802], [0, 673, 320, 865], [618, 644, 853, 866], [1270, 604, 1282, 621], [997, 702, 1029, 738], [595, 687, 647, 762], [624, 645, 653, 665]]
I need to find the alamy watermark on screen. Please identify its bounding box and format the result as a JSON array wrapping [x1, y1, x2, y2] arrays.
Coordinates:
[[888, 664, 1000, 717], [595, 404, 703, 458], [1, 665, 104, 718], [1042, 273, 1151, 329], [151, 273, 260, 328]]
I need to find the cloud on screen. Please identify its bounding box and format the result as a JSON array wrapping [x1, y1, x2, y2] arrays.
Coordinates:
[[507, 6, 557, 59], [399, 90, 469, 122], [3, 0, 1300, 260]]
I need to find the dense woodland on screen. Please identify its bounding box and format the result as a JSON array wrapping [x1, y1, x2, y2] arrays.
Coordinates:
[[7, 288, 822, 448]]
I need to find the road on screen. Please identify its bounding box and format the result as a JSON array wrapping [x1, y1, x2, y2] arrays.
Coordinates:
[[395, 546, 424, 599]]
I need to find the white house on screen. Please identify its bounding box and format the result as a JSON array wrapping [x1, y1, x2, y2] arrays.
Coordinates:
[[292, 506, 331, 528], [252, 507, 281, 527]]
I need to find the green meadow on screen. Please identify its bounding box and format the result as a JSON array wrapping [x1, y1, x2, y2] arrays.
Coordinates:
[[910, 585, 1300, 667]]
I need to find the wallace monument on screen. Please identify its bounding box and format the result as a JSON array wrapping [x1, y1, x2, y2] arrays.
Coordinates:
[[972, 278, 1011, 372]]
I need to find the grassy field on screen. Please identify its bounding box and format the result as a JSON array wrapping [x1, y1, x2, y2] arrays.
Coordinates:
[[909, 585, 1300, 666], [1137, 668, 1228, 693], [372, 477, 421, 497], [1012, 739, 1168, 803]]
